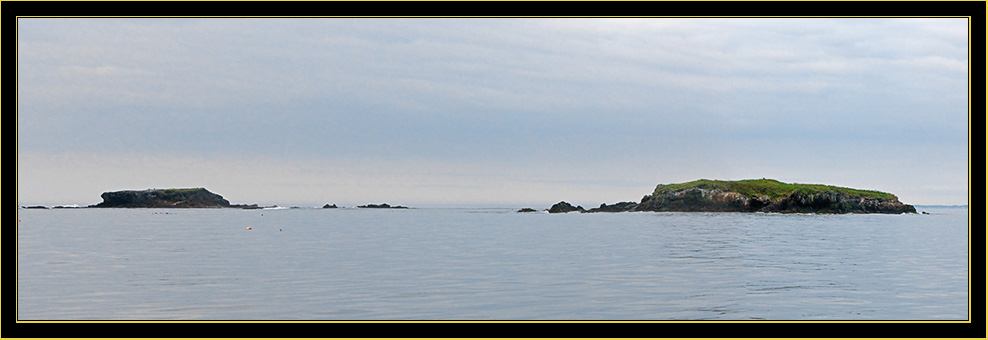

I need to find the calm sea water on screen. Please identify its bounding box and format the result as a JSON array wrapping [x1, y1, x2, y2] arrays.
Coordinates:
[[16, 206, 968, 320]]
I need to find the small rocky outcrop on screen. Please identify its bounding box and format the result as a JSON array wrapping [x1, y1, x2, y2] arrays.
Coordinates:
[[357, 203, 409, 209], [91, 188, 234, 208], [547, 201, 584, 213], [517, 208, 538, 213], [322, 204, 339, 209]]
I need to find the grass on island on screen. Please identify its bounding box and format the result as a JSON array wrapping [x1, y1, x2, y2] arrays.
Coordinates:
[[653, 179, 897, 200]]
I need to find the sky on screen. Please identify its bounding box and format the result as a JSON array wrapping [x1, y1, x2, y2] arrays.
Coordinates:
[[17, 17, 970, 207]]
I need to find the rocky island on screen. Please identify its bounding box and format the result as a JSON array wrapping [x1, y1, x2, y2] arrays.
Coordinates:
[[89, 188, 254, 208], [547, 179, 916, 214], [357, 203, 409, 209]]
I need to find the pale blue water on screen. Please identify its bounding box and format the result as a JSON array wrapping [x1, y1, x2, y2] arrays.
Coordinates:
[[17, 206, 969, 320]]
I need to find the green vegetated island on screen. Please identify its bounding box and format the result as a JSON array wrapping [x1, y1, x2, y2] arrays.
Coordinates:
[[537, 178, 916, 214], [43, 178, 915, 214]]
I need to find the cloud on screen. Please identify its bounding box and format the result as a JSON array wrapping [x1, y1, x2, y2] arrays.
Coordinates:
[[17, 17, 970, 205], [19, 18, 967, 120]]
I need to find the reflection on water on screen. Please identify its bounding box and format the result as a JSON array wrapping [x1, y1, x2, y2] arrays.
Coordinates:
[[17, 207, 968, 320]]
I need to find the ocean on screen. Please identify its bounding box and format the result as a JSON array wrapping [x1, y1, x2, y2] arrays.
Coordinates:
[[16, 206, 969, 321]]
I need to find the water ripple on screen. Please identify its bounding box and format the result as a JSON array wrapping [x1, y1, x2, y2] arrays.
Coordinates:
[[16, 207, 969, 320]]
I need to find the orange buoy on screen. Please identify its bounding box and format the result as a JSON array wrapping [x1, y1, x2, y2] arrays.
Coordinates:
[[246, 227, 253, 230]]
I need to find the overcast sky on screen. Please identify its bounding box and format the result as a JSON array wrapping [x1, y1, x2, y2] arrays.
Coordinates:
[[17, 17, 969, 206]]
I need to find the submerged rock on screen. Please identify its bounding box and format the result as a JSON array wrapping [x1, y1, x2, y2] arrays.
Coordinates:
[[517, 208, 538, 213]]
